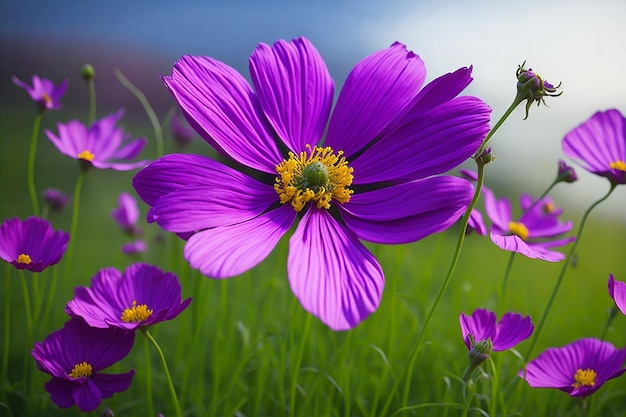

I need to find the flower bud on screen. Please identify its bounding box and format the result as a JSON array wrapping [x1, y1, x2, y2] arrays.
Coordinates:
[[43, 188, 70, 212], [474, 147, 495, 166], [81, 63, 95, 82], [515, 61, 562, 119], [462, 336, 493, 382], [556, 159, 577, 183]]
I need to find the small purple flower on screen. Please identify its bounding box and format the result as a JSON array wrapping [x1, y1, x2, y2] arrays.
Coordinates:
[[562, 109, 626, 185], [45, 110, 149, 171], [556, 159, 577, 183], [483, 188, 575, 261], [31, 318, 135, 412], [515, 62, 562, 119], [111, 192, 141, 235], [608, 274, 626, 316], [13, 75, 68, 111], [0, 217, 69, 272], [520, 338, 626, 397], [170, 112, 196, 147], [460, 308, 534, 352], [121, 240, 148, 255], [43, 188, 71, 212], [65, 263, 191, 330]]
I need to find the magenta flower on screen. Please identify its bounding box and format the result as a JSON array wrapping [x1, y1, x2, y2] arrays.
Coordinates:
[[111, 192, 141, 235], [0, 216, 69, 272], [460, 308, 534, 351], [65, 263, 191, 330], [121, 240, 148, 255], [562, 109, 626, 186], [608, 274, 626, 316], [43, 188, 71, 211], [31, 318, 135, 412], [13, 75, 68, 111], [520, 338, 626, 397], [483, 188, 575, 261], [45, 110, 149, 171], [133, 37, 491, 330]]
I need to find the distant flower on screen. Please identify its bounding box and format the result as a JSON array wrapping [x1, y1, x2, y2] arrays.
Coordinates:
[[31, 318, 135, 412], [515, 62, 561, 119], [608, 274, 626, 316], [562, 109, 626, 186], [133, 37, 491, 330], [170, 112, 196, 147], [0, 216, 69, 272], [13, 75, 68, 111], [111, 192, 141, 235], [556, 159, 577, 184], [121, 240, 148, 255], [460, 308, 534, 352], [45, 110, 149, 171], [483, 188, 575, 261], [520, 338, 626, 397], [66, 263, 191, 330], [43, 188, 71, 212]]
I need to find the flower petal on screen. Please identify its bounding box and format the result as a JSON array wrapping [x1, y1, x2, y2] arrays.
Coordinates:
[[90, 371, 135, 399], [459, 309, 496, 350], [250, 37, 333, 153], [489, 233, 566, 262], [493, 312, 534, 351], [608, 274, 626, 316], [287, 208, 384, 330], [483, 188, 513, 233], [73, 379, 103, 412]]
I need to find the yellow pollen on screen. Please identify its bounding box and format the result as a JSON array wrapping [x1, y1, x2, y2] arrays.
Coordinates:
[[69, 361, 92, 378], [508, 221, 529, 240], [543, 202, 556, 214], [274, 145, 353, 212], [121, 300, 153, 323], [41, 92, 52, 106], [17, 253, 32, 264], [572, 368, 596, 388], [610, 160, 626, 172], [77, 150, 95, 162]]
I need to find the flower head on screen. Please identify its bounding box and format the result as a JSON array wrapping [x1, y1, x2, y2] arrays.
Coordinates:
[[520, 338, 626, 397], [515, 62, 562, 119], [65, 263, 191, 330], [0, 217, 69, 272], [556, 159, 577, 184], [133, 37, 491, 330], [13, 75, 68, 111], [460, 308, 534, 352], [483, 188, 575, 261], [111, 192, 141, 235], [43, 188, 71, 212], [121, 239, 148, 255], [31, 318, 135, 412], [45, 110, 149, 171], [562, 109, 626, 185], [608, 274, 626, 316]]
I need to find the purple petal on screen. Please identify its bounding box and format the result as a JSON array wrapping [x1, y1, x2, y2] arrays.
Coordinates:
[[249, 37, 333, 153], [489, 233, 566, 262], [483, 188, 512, 233], [73, 379, 103, 412], [90, 371, 135, 399], [459, 309, 496, 350], [468, 208, 487, 236], [609, 274, 626, 316], [44, 377, 78, 409], [492, 312, 534, 351], [287, 208, 384, 330]]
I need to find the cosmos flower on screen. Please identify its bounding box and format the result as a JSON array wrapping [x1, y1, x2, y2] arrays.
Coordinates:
[[31, 318, 135, 412], [45, 110, 149, 171], [608, 274, 626, 316], [111, 192, 142, 235], [562, 109, 626, 186], [520, 338, 626, 397], [133, 37, 491, 330], [65, 263, 191, 330], [0, 216, 69, 272], [460, 308, 534, 352], [483, 188, 575, 261], [121, 240, 148, 255], [515, 62, 561, 120], [13, 75, 68, 111], [43, 188, 71, 212]]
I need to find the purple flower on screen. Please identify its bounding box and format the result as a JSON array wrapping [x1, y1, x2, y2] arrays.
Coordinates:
[[111, 192, 141, 235], [520, 338, 626, 397], [13, 75, 68, 111], [515, 62, 561, 120], [460, 308, 534, 351], [562, 109, 626, 185], [133, 37, 491, 330], [556, 159, 577, 183], [170, 112, 196, 147], [483, 188, 575, 261], [45, 110, 149, 171], [43, 188, 71, 212], [608, 274, 626, 316], [31, 318, 135, 412], [65, 263, 191, 330], [0, 216, 69, 272], [121, 240, 148, 255]]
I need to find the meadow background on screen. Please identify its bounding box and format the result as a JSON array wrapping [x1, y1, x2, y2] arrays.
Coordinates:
[[1, 0, 626, 416]]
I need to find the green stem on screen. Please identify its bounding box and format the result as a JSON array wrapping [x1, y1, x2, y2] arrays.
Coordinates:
[[64, 170, 86, 274], [289, 310, 312, 416], [599, 306, 618, 341], [18, 270, 34, 395], [141, 327, 183, 417], [476, 98, 520, 155], [498, 253, 516, 311], [27, 112, 43, 216], [524, 184, 617, 360], [1, 264, 11, 392], [88, 78, 97, 125], [144, 336, 155, 417]]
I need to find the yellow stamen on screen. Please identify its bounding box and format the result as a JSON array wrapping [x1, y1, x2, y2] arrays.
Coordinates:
[[69, 361, 92, 378], [610, 160, 626, 172], [508, 221, 529, 240], [41, 92, 52, 106], [77, 150, 95, 162], [274, 145, 353, 212], [120, 300, 153, 323], [543, 202, 556, 214], [17, 254, 32, 264], [572, 368, 596, 388]]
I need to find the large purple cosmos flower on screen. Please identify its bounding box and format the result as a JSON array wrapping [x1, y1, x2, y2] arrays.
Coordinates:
[[520, 338, 626, 397], [32, 318, 135, 412], [133, 37, 491, 330], [460, 308, 534, 351], [608, 274, 626, 316], [483, 188, 575, 262], [0, 216, 69, 272], [45, 110, 149, 171], [562, 109, 626, 186], [65, 263, 191, 330], [13, 74, 68, 111]]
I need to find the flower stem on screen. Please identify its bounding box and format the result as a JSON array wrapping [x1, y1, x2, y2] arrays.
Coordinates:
[[476, 98, 520, 156], [599, 307, 618, 341], [64, 170, 86, 274], [141, 327, 183, 417], [498, 252, 516, 311], [524, 183, 617, 359], [27, 111, 43, 216], [87, 78, 97, 125], [1, 264, 11, 392]]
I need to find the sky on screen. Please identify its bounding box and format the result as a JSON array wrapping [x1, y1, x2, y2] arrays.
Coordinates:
[[1, 0, 625, 221]]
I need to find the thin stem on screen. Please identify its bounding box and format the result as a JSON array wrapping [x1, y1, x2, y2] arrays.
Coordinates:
[[498, 253, 516, 311], [27, 111, 43, 216], [18, 270, 34, 395], [476, 98, 520, 155], [64, 170, 86, 274], [88, 78, 97, 125], [1, 264, 11, 392], [144, 336, 155, 417], [599, 307, 618, 341], [289, 313, 312, 416], [525, 184, 617, 359], [141, 327, 183, 417], [520, 180, 557, 215]]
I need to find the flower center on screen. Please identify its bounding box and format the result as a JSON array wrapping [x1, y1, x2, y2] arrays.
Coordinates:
[[17, 253, 32, 264], [77, 150, 95, 162], [41, 92, 52, 107], [69, 361, 93, 378], [542, 202, 556, 214], [508, 221, 529, 240], [274, 145, 353, 212], [572, 368, 596, 388], [120, 300, 153, 323], [610, 160, 626, 172]]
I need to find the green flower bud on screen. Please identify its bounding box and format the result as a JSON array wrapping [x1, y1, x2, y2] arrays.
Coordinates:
[[81, 63, 95, 82]]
